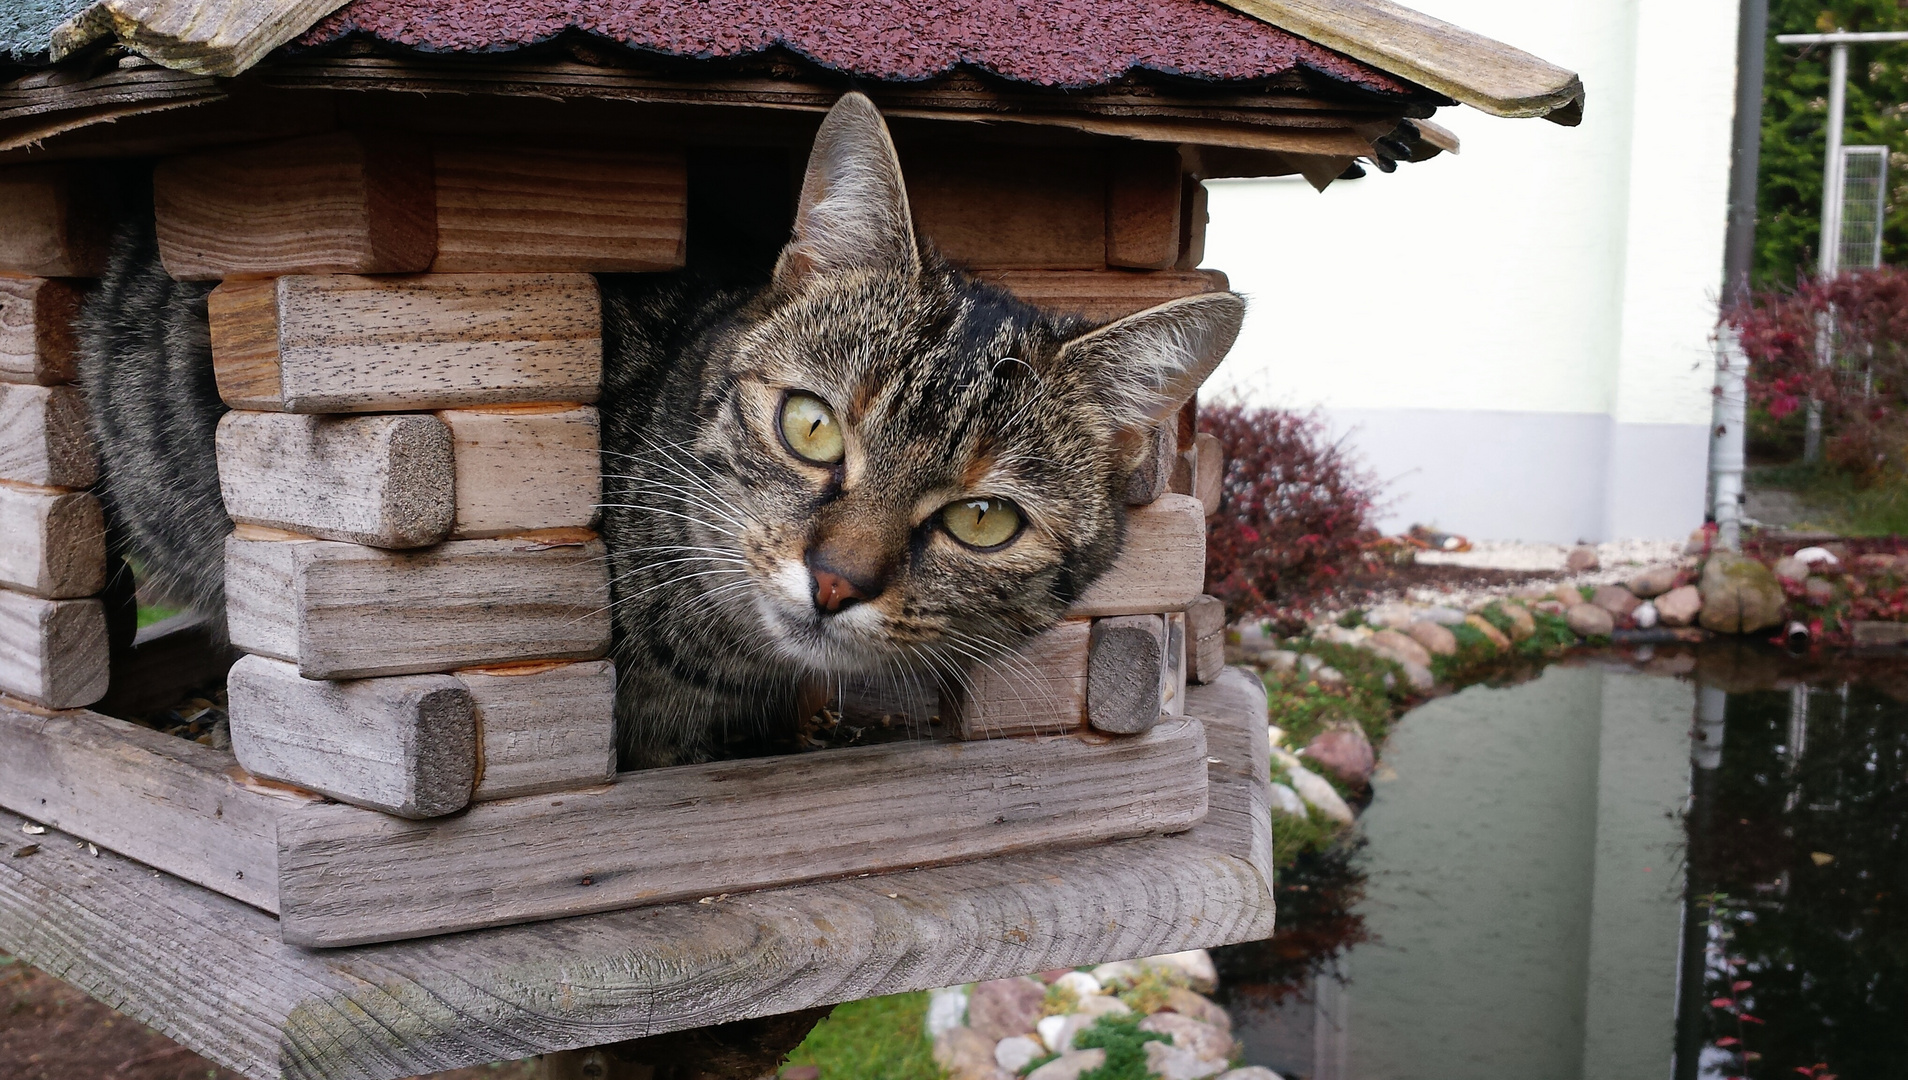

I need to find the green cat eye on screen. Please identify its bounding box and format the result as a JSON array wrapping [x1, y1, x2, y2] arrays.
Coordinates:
[[779, 391, 844, 465], [941, 497, 1023, 551]]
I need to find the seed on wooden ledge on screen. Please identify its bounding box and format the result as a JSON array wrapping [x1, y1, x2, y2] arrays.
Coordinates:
[[20, 823, 45, 835], [11, 844, 37, 858]]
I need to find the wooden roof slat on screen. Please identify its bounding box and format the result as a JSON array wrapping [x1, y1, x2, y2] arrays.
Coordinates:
[[49, 0, 348, 78]]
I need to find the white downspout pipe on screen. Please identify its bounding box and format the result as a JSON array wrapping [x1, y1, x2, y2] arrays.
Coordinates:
[[1711, 327, 1749, 552]]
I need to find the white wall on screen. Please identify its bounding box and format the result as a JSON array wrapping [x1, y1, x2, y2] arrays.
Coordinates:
[[1202, 0, 1739, 542]]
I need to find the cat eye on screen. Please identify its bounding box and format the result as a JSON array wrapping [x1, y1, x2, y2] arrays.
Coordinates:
[[941, 497, 1023, 551], [779, 391, 844, 465]]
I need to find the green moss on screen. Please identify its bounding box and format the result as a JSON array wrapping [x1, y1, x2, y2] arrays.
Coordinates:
[[1073, 1014, 1171, 1080], [1578, 584, 1596, 601], [1335, 608, 1366, 628], [1269, 805, 1337, 870], [783, 992, 942, 1080], [1478, 603, 1517, 637], [1517, 610, 1579, 657], [1043, 983, 1081, 1017], [1116, 967, 1185, 1015]]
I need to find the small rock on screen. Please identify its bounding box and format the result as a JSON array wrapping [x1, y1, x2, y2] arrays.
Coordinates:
[[1364, 603, 1417, 630], [1076, 994, 1132, 1020], [1298, 654, 1324, 676], [1512, 584, 1553, 601], [1566, 603, 1615, 637], [1143, 1040, 1227, 1080], [1684, 528, 1711, 555], [926, 985, 971, 1038], [1143, 950, 1220, 994], [1312, 665, 1346, 689], [1397, 660, 1435, 692], [1494, 603, 1536, 642], [1267, 782, 1307, 818], [1036, 1013, 1075, 1054], [1773, 556, 1810, 582], [1314, 625, 1367, 648], [1163, 987, 1232, 1032], [995, 1035, 1045, 1074], [1053, 971, 1103, 999], [1566, 545, 1600, 572], [935, 1027, 1009, 1080], [1462, 614, 1509, 651], [1632, 601, 1658, 629], [1552, 582, 1586, 606], [1404, 620, 1457, 657], [1626, 565, 1679, 598], [1590, 585, 1641, 618], [1037, 970, 1072, 984], [1656, 585, 1702, 627], [1026, 1049, 1106, 1080], [1699, 553, 1785, 635], [1274, 751, 1355, 825], [1266, 723, 1284, 747], [1140, 1012, 1235, 1062], [1793, 546, 1839, 567], [1804, 576, 1835, 606], [1367, 629, 1432, 669], [1534, 599, 1565, 616], [968, 976, 1048, 1041], [1857, 552, 1899, 572], [1419, 605, 1466, 626], [1218, 1070, 1286, 1080], [1264, 650, 1299, 674], [1302, 722, 1375, 786], [1090, 960, 1140, 988]]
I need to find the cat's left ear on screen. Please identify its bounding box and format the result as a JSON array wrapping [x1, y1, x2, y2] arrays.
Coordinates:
[[773, 92, 921, 288], [1058, 291, 1246, 432]]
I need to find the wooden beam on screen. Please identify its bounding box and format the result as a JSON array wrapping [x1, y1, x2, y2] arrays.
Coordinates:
[[1124, 422, 1177, 506], [216, 410, 456, 548], [1106, 144, 1182, 270], [941, 618, 1090, 740], [0, 589, 109, 708], [51, 0, 353, 79], [1174, 178, 1209, 271], [1186, 595, 1227, 686], [0, 276, 84, 385], [459, 659, 617, 802], [979, 269, 1229, 324], [227, 655, 478, 819], [903, 145, 1107, 270], [1184, 667, 1273, 889], [438, 404, 601, 538], [1163, 610, 1188, 715], [208, 274, 603, 413], [0, 165, 108, 277], [224, 534, 613, 679], [1087, 615, 1164, 735], [1068, 495, 1206, 618], [0, 481, 105, 598], [273, 717, 1208, 947], [0, 382, 96, 488], [1193, 431, 1224, 517]]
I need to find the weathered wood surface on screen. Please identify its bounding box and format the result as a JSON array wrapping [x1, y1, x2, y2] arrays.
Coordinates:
[[0, 276, 83, 384], [1124, 422, 1176, 506], [459, 659, 617, 802], [904, 146, 1106, 269], [1087, 615, 1163, 735], [0, 698, 288, 910], [1164, 610, 1188, 716], [216, 411, 455, 548], [432, 140, 686, 272], [982, 269, 1229, 324], [274, 717, 1209, 947], [225, 534, 613, 679], [0, 165, 108, 277], [439, 404, 601, 538], [228, 655, 477, 819], [1175, 178, 1209, 271], [1106, 145, 1182, 270], [0, 589, 109, 708], [0, 382, 96, 487], [208, 274, 602, 413], [50, 0, 352, 78], [1184, 667, 1273, 888], [1187, 595, 1227, 686], [1068, 495, 1206, 618], [1193, 431, 1224, 517], [942, 618, 1089, 740], [155, 131, 436, 280], [94, 609, 238, 720], [0, 481, 105, 598]]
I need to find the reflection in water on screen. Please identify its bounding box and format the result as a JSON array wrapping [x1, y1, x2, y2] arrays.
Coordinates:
[[1216, 653, 1908, 1080]]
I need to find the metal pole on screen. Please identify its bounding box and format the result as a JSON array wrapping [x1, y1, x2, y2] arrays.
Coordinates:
[[1712, 327, 1749, 551], [1720, 0, 1770, 309], [1804, 41, 1849, 463]]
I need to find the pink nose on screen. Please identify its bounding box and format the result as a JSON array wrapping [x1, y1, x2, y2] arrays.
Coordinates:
[[812, 568, 869, 613]]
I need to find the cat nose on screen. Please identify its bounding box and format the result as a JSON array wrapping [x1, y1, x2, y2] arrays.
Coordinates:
[[807, 553, 882, 613]]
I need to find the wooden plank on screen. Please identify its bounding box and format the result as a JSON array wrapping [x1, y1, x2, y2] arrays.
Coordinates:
[[0, 165, 108, 277], [50, 0, 352, 78], [0, 480, 105, 598], [902, 145, 1107, 269], [432, 140, 686, 272], [227, 655, 477, 819], [225, 534, 613, 679], [439, 404, 601, 538], [458, 659, 617, 802], [1186, 595, 1227, 686], [1106, 144, 1182, 270], [942, 618, 1090, 740], [1124, 422, 1176, 506], [216, 410, 455, 548], [0, 589, 109, 708], [1184, 667, 1273, 888], [0, 276, 84, 384], [1175, 178, 1209, 271], [94, 610, 238, 720], [1088, 615, 1163, 735], [274, 716, 1208, 947], [208, 274, 603, 413], [1068, 495, 1206, 618], [1193, 431, 1224, 517], [980, 269, 1230, 323], [0, 699, 287, 911], [154, 130, 436, 280], [1163, 610, 1188, 716], [0, 381, 96, 487]]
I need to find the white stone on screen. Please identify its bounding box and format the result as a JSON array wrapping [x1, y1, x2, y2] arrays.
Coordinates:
[[1076, 994, 1132, 1020], [1144, 1040, 1226, 1080], [1420, 606, 1466, 625], [1053, 971, 1103, 999], [1090, 960, 1140, 988], [1026, 1050, 1106, 1080], [1298, 654, 1324, 676], [1364, 604, 1416, 629], [1036, 1014, 1070, 1053], [995, 1036, 1044, 1073], [1398, 661, 1435, 692], [1218, 1069, 1287, 1080], [1264, 650, 1299, 674], [1794, 546, 1839, 566], [1312, 666, 1345, 688], [1633, 601, 1659, 629], [1266, 723, 1285, 747], [1143, 950, 1220, 994], [1267, 782, 1307, 819], [1274, 749, 1354, 825], [925, 985, 971, 1038]]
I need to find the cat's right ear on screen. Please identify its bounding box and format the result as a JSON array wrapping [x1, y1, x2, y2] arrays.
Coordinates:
[[1058, 291, 1246, 435], [773, 93, 922, 288]]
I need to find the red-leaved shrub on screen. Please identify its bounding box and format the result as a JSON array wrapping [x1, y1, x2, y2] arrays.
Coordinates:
[[1200, 404, 1382, 631]]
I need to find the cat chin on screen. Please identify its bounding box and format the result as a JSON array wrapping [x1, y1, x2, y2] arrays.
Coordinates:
[[750, 595, 896, 676]]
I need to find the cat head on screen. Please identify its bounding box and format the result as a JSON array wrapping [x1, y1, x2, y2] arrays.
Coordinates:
[[680, 93, 1243, 678]]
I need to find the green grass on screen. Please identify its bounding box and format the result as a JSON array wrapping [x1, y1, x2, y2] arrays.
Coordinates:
[[782, 992, 942, 1080], [1072, 1014, 1170, 1080], [135, 603, 183, 629], [1750, 462, 1908, 536]]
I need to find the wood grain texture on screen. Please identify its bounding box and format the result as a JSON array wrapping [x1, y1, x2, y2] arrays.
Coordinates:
[[0, 276, 83, 384], [228, 655, 476, 819], [1163, 610, 1188, 716], [1106, 144, 1182, 270], [0, 165, 108, 277], [0, 699, 286, 910], [209, 274, 603, 413], [1124, 422, 1176, 506], [50, 0, 351, 78], [459, 659, 617, 802], [980, 269, 1230, 323], [432, 140, 686, 272], [1192, 431, 1223, 517], [1186, 596, 1227, 686], [0, 589, 109, 708], [439, 404, 601, 538], [1174, 178, 1209, 271], [903, 145, 1107, 269], [0, 382, 96, 487], [1184, 667, 1273, 889], [225, 535, 612, 679], [1068, 495, 1206, 618], [216, 410, 455, 548], [942, 618, 1089, 740], [0, 481, 105, 598], [275, 717, 1208, 947], [1087, 615, 1163, 735]]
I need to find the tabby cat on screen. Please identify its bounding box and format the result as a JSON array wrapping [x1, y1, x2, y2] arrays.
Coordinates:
[[78, 94, 1244, 767]]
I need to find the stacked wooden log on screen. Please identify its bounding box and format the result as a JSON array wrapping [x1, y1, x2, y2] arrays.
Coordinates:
[[0, 166, 110, 710]]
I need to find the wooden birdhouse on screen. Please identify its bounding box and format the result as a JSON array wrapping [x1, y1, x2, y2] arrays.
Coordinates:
[[0, 1, 1579, 1076]]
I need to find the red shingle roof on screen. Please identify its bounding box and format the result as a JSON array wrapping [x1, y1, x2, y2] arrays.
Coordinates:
[[298, 0, 1414, 94]]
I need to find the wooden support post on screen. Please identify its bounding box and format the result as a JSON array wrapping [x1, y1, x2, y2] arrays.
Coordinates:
[[1185, 667, 1273, 882], [904, 145, 1108, 269], [1187, 595, 1227, 686], [1068, 494, 1206, 618], [458, 659, 617, 802], [1193, 431, 1223, 517], [1087, 614, 1164, 735], [980, 269, 1230, 323], [227, 654, 478, 819], [1175, 177, 1209, 271], [0, 382, 96, 487], [439, 404, 601, 538], [1124, 421, 1177, 506], [208, 273, 602, 413], [0, 276, 84, 385], [0, 589, 109, 708], [225, 533, 613, 679], [0, 165, 109, 277], [1106, 145, 1183, 270], [942, 618, 1090, 740], [216, 411, 456, 548], [0, 481, 105, 598]]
